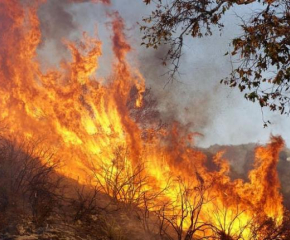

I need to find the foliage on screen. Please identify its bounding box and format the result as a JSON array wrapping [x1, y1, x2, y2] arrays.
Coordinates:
[[141, 0, 290, 120]]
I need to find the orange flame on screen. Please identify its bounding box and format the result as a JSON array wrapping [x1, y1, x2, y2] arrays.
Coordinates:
[[0, 1, 285, 238]]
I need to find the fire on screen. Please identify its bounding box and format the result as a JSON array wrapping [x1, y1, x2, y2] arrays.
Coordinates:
[[0, 0, 286, 238]]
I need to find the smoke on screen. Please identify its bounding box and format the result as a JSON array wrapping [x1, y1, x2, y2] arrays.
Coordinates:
[[38, 0, 76, 49], [37, 0, 109, 68], [38, 0, 109, 46], [34, 0, 290, 147], [138, 46, 216, 135], [127, 2, 290, 148], [120, 1, 235, 144]]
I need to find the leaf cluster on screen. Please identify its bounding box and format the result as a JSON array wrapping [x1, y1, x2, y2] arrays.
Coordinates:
[[141, 0, 290, 117]]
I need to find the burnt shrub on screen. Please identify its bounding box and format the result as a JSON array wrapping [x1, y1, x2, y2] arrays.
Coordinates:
[[0, 137, 64, 232]]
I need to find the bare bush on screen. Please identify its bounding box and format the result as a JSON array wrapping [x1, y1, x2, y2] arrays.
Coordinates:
[[98, 217, 127, 240], [92, 146, 150, 209], [0, 136, 64, 229], [156, 174, 213, 240], [248, 211, 290, 240], [91, 146, 171, 238], [69, 184, 100, 222], [208, 202, 250, 240]]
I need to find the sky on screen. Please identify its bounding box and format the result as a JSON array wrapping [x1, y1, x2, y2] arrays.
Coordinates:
[[37, 0, 290, 148]]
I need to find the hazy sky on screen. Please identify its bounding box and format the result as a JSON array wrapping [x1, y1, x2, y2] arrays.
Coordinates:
[[38, 0, 290, 148]]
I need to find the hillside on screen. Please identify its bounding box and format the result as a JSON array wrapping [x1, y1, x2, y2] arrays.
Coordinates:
[[1, 140, 290, 240]]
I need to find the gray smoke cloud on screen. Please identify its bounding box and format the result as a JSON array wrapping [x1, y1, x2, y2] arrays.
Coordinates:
[[37, 0, 108, 68], [39, 0, 76, 48]]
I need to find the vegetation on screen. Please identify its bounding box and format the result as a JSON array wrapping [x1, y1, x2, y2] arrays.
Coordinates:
[[1, 136, 290, 239], [0, 137, 63, 229], [0, 137, 129, 240], [141, 0, 290, 122]]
